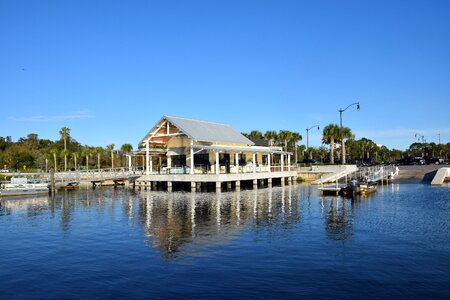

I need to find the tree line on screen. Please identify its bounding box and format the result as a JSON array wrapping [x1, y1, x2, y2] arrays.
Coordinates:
[[1, 125, 449, 171], [0, 127, 134, 172], [241, 126, 450, 164]]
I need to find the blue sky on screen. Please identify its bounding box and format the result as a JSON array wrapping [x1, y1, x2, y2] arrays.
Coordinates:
[[1, 0, 449, 150]]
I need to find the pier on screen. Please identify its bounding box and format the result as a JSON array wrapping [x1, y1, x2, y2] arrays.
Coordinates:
[[317, 164, 399, 195]]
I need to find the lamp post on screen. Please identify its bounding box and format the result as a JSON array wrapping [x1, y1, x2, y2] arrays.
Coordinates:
[[339, 102, 360, 164], [306, 125, 320, 159]]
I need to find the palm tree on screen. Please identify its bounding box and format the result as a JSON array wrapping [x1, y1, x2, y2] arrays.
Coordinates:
[[290, 132, 303, 163], [59, 127, 71, 171], [248, 130, 264, 140], [317, 146, 328, 162], [264, 130, 277, 147], [121, 144, 133, 168], [340, 126, 353, 163], [81, 147, 92, 171], [52, 151, 57, 171], [322, 124, 340, 164], [278, 130, 293, 150], [93, 147, 104, 169], [72, 152, 78, 170], [106, 144, 115, 169], [358, 138, 375, 159]]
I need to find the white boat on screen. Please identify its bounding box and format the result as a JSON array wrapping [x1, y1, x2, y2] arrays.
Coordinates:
[[0, 177, 49, 197]]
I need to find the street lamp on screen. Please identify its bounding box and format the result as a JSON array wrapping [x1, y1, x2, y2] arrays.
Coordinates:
[[339, 102, 360, 164], [306, 125, 320, 159]]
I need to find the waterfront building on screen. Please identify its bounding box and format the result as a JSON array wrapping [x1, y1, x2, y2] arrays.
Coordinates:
[[135, 116, 297, 191]]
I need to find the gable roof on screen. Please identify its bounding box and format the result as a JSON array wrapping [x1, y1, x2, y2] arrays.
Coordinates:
[[141, 116, 255, 146]]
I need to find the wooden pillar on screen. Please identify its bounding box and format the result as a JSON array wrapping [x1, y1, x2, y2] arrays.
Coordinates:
[[288, 154, 291, 172], [145, 141, 150, 175], [190, 143, 194, 175], [167, 181, 172, 192], [227, 181, 232, 191], [158, 156, 162, 174], [149, 156, 153, 174], [215, 151, 219, 175], [236, 180, 240, 191], [191, 181, 196, 192], [252, 153, 256, 173], [235, 152, 239, 174], [281, 154, 284, 172], [268, 153, 271, 173], [268, 178, 272, 187]]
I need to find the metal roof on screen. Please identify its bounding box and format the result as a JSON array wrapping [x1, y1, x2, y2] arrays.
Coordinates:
[[192, 144, 292, 155], [162, 116, 255, 145]]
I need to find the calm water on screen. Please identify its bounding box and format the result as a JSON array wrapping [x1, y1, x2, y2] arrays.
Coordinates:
[[1, 184, 449, 299]]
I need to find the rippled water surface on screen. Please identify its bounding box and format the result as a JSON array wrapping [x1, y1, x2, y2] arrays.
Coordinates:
[[1, 184, 449, 299]]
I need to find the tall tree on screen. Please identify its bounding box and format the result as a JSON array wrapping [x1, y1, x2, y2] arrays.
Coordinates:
[[72, 152, 78, 170], [264, 130, 277, 146], [121, 144, 133, 168], [81, 147, 92, 171], [278, 130, 293, 150], [340, 126, 353, 163], [322, 124, 340, 164], [107, 144, 115, 169], [59, 127, 71, 171], [290, 132, 303, 163], [93, 147, 104, 169], [248, 130, 264, 140]]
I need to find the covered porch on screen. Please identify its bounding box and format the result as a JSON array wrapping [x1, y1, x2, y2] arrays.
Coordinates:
[[142, 144, 293, 176]]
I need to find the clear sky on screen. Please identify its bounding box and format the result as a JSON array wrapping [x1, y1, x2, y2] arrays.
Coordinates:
[[1, 0, 449, 150]]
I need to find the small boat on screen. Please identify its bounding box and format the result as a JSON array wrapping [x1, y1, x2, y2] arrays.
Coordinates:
[[0, 177, 49, 197], [349, 178, 377, 195]]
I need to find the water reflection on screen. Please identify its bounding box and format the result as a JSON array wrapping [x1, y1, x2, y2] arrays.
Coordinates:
[[134, 187, 304, 259], [0, 185, 364, 259], [323, 196, 353, 241]]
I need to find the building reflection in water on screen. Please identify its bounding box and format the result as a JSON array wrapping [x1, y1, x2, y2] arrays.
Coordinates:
[[0, 184, 367, 259], [135, 186, 304, 259]]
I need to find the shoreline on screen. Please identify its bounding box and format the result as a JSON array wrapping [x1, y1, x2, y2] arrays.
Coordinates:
[[395, 164, 447, 184]]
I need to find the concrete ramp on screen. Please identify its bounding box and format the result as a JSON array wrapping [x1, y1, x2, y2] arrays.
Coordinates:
[[431, 167, 450, 185], [312, 165, 357, 185]]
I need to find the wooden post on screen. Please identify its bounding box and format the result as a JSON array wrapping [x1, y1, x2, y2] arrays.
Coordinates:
[[50, 169, 55, 194]]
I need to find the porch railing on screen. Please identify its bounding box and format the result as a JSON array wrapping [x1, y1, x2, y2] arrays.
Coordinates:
[[150, 164, 295, 175]]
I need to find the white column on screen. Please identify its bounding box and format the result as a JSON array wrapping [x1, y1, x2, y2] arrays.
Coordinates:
[[235, 152, 239, 174], [128, 155, 132, 171], [281, 154, 284, 172], [215, 151, 219, 175], [288, 154, 291, 172], [145, 141, 150, 175], [252, 153, 256, 173], [268, 153, 271, 173], [150, 156, 153, 174], [190, 143, 194, 175]]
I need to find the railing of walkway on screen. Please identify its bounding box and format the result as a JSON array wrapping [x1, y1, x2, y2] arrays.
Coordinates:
[[54, 167, 145, 182], [153, 164, 295, 175], [354, 164, 399, 182]]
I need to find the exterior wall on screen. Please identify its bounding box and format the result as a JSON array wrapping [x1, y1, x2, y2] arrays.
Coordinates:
[[138, 170, 297, 183]]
